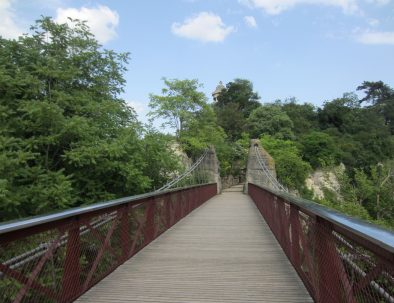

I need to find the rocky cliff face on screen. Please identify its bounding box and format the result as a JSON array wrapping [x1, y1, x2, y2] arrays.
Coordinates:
[[170, 142, 192, 169], [305, 164, 345, 200]]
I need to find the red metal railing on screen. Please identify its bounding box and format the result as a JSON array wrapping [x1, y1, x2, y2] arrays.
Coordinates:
[[0, 183, 217, 303], [249, 183, 394, 303]]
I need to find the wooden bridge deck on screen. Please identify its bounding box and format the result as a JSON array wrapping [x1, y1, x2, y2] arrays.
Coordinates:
[[76, 185, 313, 303]]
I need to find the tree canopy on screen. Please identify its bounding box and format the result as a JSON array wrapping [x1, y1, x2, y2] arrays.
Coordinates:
[[214, 79, 261, 140], [260, 135, 311, 189], [149, 78, 207, 139], [247, 104, 294, 139], [357, 81, 394, 134], [0, 17, 180, 220]]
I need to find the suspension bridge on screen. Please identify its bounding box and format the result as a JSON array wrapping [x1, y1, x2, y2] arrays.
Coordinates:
[[0, 141, 393, 303]]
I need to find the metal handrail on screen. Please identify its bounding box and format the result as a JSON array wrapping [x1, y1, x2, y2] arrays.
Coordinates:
[[0, 182, 215, 282], [249, 183, 394, 302], [250, 182, 394, 255], [0, 183, 218, 302], [0, 183, 215, 235]]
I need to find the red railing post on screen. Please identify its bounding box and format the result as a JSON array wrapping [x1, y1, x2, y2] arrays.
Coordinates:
[[187, 189, 192, 213], [164, 193, 172, 229], [61, 221, 81, 302], [278, 198, 290, 256], [120, 206, 131, 263], [181, 191, 186, 219], [174, 192, 181, 222], [144, 199, 156, 245], [290, 205, 301, 270]]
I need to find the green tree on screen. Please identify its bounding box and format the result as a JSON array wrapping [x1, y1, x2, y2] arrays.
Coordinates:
[[317, 93, 394, 169], [141, 129, 182, 190], [318, 93, 360, 133], [214, 79, 261, 140], [357, 81, 394, 133], [149, 78, 207, 139], [260, 135, 311, 190], [247, 104, 294, 139], [0, 17, 179, 220], [281, 98, 318, 136], [354, 161, 394, 224], [181, 105, 227, 158], [300, 131, 339, 168], [214, 102, 245, 141]]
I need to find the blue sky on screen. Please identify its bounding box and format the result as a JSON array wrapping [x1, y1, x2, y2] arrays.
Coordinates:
[[1, 0, 394, 124]]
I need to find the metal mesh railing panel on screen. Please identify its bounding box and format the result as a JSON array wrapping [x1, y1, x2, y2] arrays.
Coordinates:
[[0, 184, 217, 303], [249, 183, 394, 303]]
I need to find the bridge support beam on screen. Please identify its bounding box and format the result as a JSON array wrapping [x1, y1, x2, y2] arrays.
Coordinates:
[[244, 139, 277, 193], [200, 147, 221, 194]]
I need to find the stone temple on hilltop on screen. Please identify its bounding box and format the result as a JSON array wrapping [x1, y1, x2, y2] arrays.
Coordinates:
[[212, 81, 225, 102]]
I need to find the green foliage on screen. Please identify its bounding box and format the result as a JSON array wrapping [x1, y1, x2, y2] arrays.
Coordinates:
[[235, 132, 251, 150], [280, 99, 318, 136], [141, 130, 182, 190], [214, 79, 261, 140], [181, 105, 227, 158], [313, 166, 394, 227], [254, 89, 393, 229], [265, 87, 394, 229], [0, 17, 180, 220], [215, 140, 246, 177], [300, 131, 339, 168], [247, 104, 294, 139], [148, 79, 243, 178], [1, 16, 393, 233], [214, 102, 246, 141], [318, 93, 360, 133], [358, 81, 394, 133], [148, 78, 207, 139], [216, 79, 261, 116], [329, 169, 373, 221], [354, 161, 394, 225], [260, 135, 311, 190], [317, 93, 394, 170], [317, 189, 373, 221]]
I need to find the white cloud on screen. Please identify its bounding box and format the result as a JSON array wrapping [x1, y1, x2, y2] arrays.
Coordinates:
[[365, 0, 391, 5], [0, 0, 24, 39], [171, 12, 235, 42], [367, 18, 380, 27], [244, 16, 258, 28], [357, 31, 394, 44], [55, 5, 119, 44], [239, 0, 359, 15], [127, 100, 147, 115]]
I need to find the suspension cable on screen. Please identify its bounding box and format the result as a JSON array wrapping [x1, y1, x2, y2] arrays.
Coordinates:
[[156, 148, 209, 192], [254, 146, 287, 192]]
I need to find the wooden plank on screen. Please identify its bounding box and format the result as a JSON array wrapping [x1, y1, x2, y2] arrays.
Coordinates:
[[76, 186, 313, 303]]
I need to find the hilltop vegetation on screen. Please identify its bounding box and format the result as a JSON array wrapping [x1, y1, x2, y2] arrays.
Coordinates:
[[1, 17, 393, 229], [150, 76, 394, 228]]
